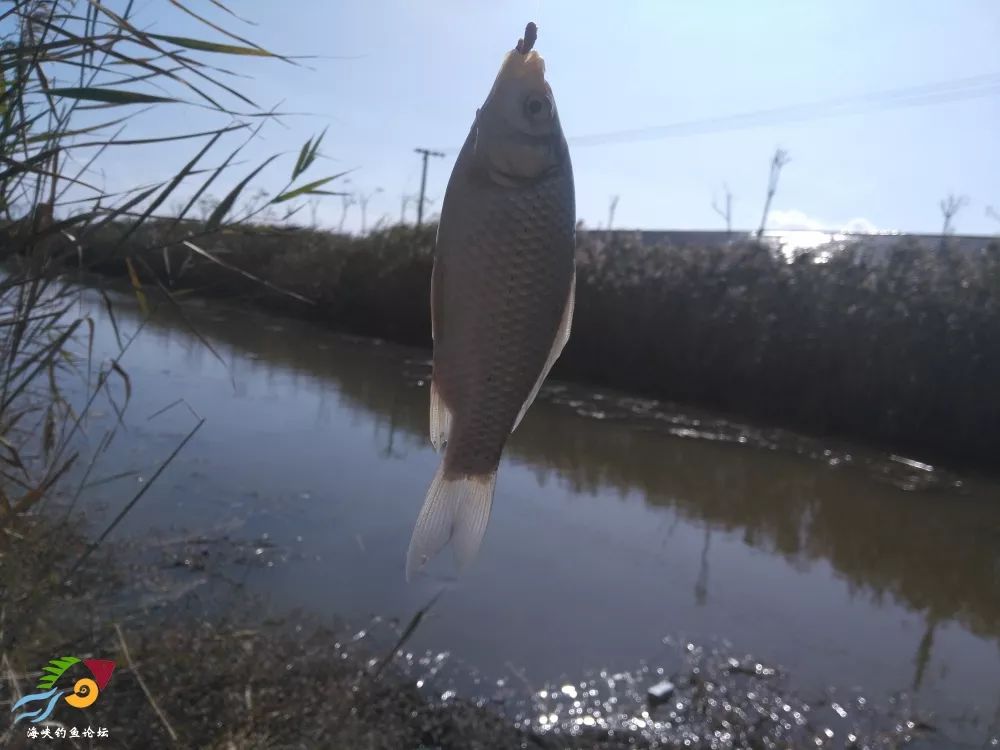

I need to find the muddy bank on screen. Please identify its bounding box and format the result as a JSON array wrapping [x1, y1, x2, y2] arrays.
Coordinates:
[[0, 511, 954, 749], [0, 513, 532, 749], [27, 218, 1000, 471]]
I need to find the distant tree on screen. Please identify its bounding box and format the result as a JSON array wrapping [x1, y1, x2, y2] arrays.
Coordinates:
[[712, 183, 734, 236], [198, 196, 220, 223], [607, 195, 620, 242], [338, 193, 357, 234], [756, 149, 791, 240], [399, 194, 418, 224], [358, 188, 383, 234], [939, 193, 969, 237]]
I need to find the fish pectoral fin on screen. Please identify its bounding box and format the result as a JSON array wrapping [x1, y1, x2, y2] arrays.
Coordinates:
[[429, 378, 453, 452], [512, 272, 575, 434], [430, 257, 441, 342], [406, 464, 497, 581]]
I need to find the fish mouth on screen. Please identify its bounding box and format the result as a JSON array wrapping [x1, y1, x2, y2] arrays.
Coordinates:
[[519, 51, 546, 78], [486, 23, 548, 98], [513, 22, 545, 81], [495, 49, 546, 86]]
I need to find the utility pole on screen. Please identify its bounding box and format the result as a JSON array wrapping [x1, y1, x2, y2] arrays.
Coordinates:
[[414, 148, 445, 226]]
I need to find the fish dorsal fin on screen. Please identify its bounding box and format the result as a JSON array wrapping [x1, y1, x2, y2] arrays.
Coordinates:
[[512, 271, 575, 434]]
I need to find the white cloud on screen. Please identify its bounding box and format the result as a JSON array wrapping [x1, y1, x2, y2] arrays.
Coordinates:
[[767, 209, 880, 234], [767, 209, 827, 231], [839, 216, 880, 234]]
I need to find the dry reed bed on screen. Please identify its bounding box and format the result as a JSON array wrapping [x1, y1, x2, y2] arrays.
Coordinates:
[[68, 220, 1000, 468]]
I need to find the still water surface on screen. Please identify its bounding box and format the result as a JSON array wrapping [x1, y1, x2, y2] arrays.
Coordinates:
[[66, 285, 1000, 745]]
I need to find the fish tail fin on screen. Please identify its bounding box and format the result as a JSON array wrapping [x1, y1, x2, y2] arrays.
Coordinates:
[[406, 461, 497, 581]]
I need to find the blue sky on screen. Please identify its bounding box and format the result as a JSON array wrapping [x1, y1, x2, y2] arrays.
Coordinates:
[[84, 1, 1000, 234]]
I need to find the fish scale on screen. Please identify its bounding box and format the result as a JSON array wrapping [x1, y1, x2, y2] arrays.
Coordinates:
[[444, 191, 571, 475]]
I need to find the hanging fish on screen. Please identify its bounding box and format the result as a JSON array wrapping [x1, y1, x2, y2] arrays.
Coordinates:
[[407, 22, 576, 579]]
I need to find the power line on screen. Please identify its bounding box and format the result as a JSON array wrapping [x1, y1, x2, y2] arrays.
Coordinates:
[[433, 72, 1000, 153], [568, 73, 1000, 148]]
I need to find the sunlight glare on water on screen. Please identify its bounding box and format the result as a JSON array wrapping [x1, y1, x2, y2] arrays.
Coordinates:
[[62, 282, 1000, 748]]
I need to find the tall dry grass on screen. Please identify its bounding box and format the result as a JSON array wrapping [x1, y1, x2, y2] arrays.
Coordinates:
[[74, 218, 1000, 467], [0, 0, 339, 523], [567, 231, 1000, 466], [0, 2, 341, 707]]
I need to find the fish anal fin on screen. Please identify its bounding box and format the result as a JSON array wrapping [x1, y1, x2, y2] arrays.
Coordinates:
[[429, 378, 453, 452], [512, 272, 575, 433]]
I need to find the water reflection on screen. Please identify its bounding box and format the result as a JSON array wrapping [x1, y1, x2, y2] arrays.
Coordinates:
[[694, 525, 711, 608], [912, 617, 936, 693], [91, 288, 1000, 641], [73, 283, 1000, 743]]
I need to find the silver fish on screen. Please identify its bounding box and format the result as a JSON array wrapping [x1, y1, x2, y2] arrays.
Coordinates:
[[406, 24, 576, 579]]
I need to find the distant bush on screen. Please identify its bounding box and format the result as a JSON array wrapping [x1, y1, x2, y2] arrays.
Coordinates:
[[73, 220, 1000, 467], [566, 231, 1000, 467]]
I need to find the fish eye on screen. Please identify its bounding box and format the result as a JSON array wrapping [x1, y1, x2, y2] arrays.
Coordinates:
[[523, 94, 551, 120]]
